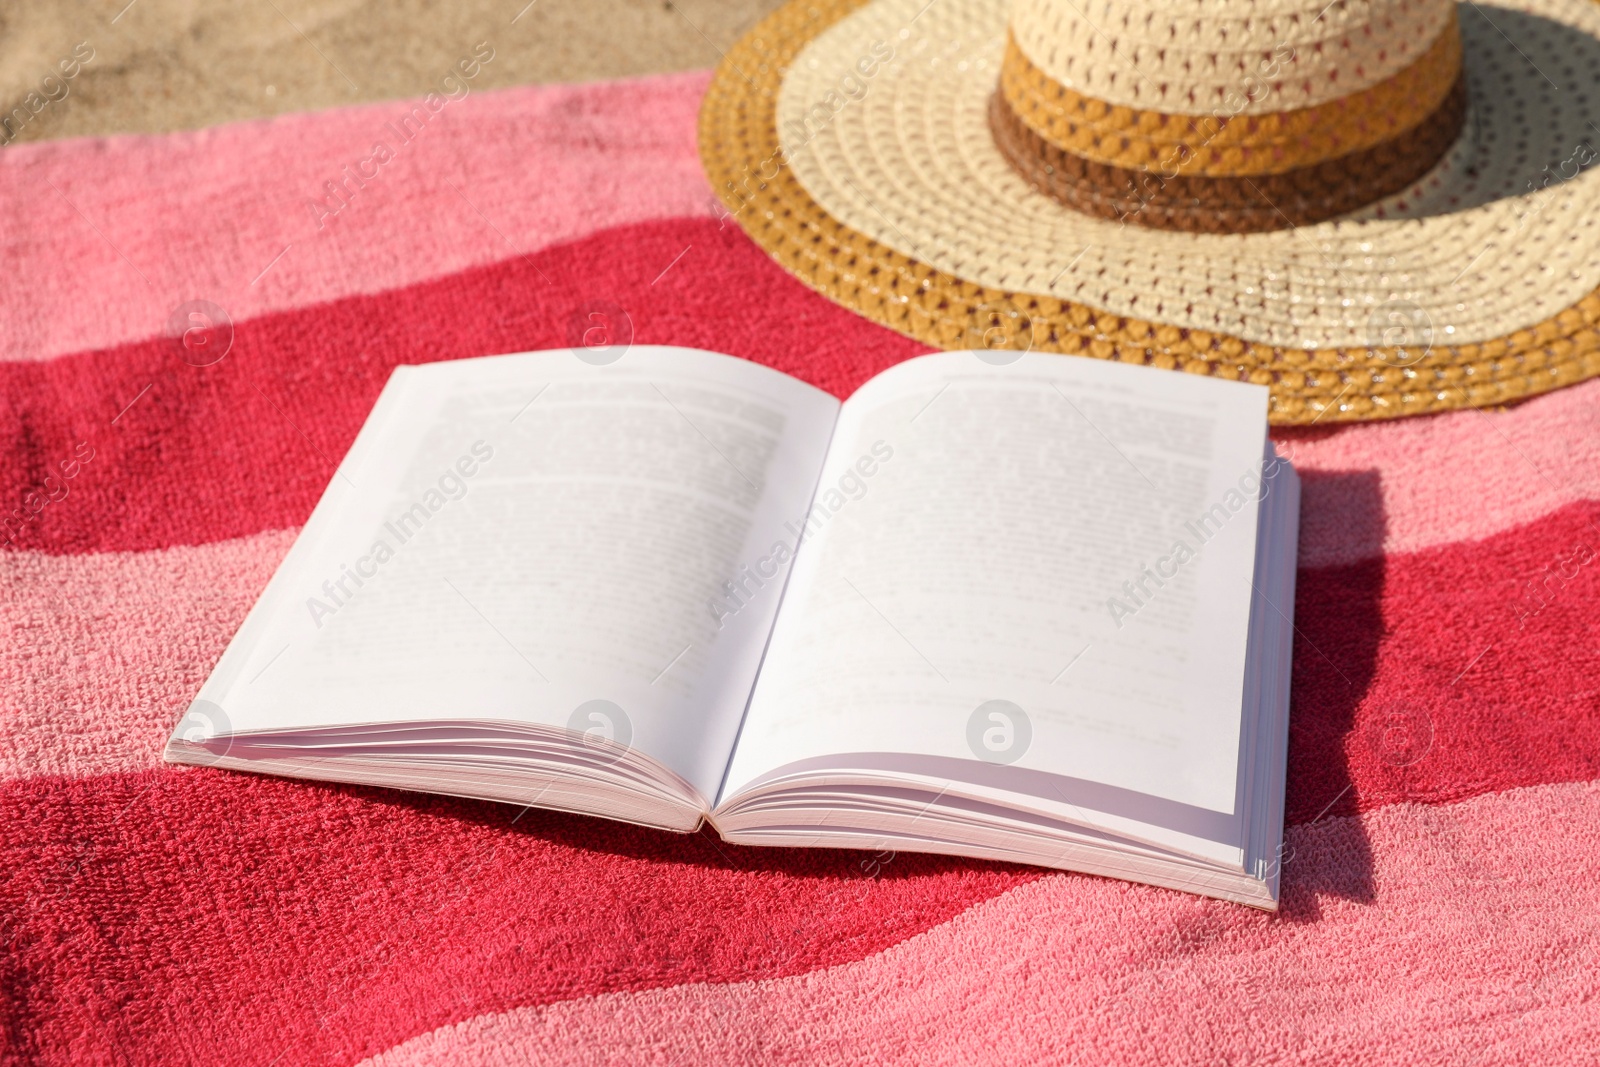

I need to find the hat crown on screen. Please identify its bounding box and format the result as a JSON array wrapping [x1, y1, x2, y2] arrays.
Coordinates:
[[993, 0, 1467, 231], [1010, 0, 1455, 113]]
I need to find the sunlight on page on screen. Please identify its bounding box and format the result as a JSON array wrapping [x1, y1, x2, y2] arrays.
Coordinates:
[[725, 352, 1270, 813], [206, 349, 838, 801]]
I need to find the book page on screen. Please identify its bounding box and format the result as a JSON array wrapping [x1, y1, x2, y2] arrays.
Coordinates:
[[198, 347, 839, 804], [720, 352, 1271, 814]]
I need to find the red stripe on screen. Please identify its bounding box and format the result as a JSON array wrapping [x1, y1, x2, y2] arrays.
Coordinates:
[[1286, 498, 1600, 823], [0, 769, 1030, 1065], [0, 217, 926, 555]]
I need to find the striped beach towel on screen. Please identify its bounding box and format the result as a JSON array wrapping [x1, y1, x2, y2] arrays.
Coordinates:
[[2, 71, 1598, 1064]]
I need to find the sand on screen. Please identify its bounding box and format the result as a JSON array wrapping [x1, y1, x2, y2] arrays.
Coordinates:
[[0, 0, 779, 144]]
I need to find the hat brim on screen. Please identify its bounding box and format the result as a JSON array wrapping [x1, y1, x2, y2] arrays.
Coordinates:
[[700, 0, 1600, 423]]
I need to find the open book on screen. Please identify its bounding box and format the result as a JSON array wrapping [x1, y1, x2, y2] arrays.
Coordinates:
[[166, 345, 1299, 908]]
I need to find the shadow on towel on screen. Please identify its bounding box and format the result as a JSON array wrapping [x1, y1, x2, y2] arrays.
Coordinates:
[[1280, 467, 1387, 916]]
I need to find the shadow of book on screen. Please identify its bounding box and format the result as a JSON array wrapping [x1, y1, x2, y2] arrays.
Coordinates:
[[1279, 467, 1386, 915]]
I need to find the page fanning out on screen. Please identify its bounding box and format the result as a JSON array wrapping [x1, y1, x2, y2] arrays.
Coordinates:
[[195, 347, 839, 806], [720, 351, 1272, 814]]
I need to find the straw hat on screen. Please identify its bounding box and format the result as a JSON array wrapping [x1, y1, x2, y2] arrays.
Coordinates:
[[700, 0, 1600, 422]]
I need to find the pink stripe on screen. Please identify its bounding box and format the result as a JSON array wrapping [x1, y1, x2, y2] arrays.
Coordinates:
[[0, 72, 713, 363], [361, 780, 1600, 1066], [1280, 375, 1600, 568], [0, 530, 293, 780]]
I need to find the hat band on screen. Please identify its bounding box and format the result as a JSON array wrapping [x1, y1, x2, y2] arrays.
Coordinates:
[[989, 73, 1468, 233], [997, 12, 1463, 179]]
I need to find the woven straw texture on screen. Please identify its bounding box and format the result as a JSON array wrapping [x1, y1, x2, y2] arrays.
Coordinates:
[[1010, 0, 1457, 114], [700, 0, 1600, 423]]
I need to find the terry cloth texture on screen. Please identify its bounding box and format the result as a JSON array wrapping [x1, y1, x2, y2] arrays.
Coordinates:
[[3, 67, 1600, 1066]]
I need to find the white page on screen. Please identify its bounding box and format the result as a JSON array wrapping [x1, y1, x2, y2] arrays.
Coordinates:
[[197, 347, 839, 804], [721, 352, 1270, 814]]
